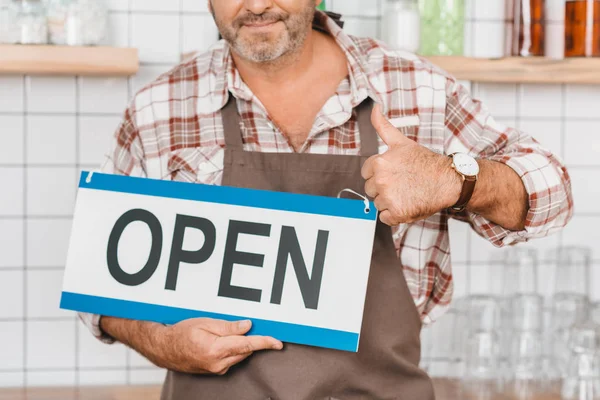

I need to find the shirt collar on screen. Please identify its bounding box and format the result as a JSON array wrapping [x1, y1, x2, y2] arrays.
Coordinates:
[[214, 10, 380, 111]]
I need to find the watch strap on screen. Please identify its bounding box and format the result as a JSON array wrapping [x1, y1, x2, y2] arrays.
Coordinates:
[[450, 175, 477, 213]]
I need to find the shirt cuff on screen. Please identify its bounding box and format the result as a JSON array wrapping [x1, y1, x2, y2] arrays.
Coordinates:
[[78, 312, 116, 344], [468, 152, 571, 247]]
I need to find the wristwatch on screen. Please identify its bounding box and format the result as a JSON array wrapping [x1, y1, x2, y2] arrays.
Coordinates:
[[448, 153, 479, 213]]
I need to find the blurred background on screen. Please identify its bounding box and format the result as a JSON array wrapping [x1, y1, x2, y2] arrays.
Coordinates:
[[0, 0, 599, 398]]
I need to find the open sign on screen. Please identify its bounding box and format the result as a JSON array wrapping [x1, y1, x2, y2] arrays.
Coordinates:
[[60, 172, 377, 352]]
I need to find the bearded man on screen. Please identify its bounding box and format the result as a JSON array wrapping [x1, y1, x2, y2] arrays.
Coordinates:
[[81, 1, 573, 399]]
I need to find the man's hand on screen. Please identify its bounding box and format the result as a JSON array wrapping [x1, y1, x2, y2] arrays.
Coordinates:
[[101, 317, 282, 376], [361, 104, 461, 226]]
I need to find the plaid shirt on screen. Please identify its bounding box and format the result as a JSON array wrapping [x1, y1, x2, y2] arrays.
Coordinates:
[[81, 12, 573, 342]]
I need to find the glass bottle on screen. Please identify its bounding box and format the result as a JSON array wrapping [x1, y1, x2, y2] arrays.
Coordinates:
[[382, 0, 420, 53], [513, 0, 546, 56], [565, 0, 600, 57], [419, 0, 465, 56], [45, 0, 108, 46], [0, 0, 19, 44], [16, 0, 48, 44]]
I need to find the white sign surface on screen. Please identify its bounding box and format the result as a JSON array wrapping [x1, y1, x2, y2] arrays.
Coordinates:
[[61, 172, 377, 352]]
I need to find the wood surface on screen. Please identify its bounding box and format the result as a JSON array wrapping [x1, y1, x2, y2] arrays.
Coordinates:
[[0, 379, 563, 400], [0, 45, 139, 76], [426, 56, 600, 84]]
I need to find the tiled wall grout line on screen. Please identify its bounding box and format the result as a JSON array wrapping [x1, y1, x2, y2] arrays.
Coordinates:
[[559, 84, 567, 246], [125, 0, 133, 385], [74, 75, 81, 387], [22, 74, 28, 389]]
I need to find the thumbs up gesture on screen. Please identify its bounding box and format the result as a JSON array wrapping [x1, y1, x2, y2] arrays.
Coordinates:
[[361, 104, 462, 226]]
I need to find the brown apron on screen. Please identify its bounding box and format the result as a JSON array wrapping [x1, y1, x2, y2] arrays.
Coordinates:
[[160, 96, 436, 400]]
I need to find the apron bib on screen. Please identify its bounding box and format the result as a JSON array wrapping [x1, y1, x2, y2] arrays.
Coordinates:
[[160, 97, 436, 400]]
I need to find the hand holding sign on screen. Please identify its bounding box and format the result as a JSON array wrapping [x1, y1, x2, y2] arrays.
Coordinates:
[[103, 317, 282, 376], [361, 104, 462, 226]]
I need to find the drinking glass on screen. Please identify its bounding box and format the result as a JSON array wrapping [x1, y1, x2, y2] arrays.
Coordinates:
[[462, 331, 503, 398], [426, 308, 466, 378], [561, 323, 600, 400], [546, 247, 593, 381], [552, 247, 592, 297], [467, 295, 503, 332], [507, 330, 544, 398], [503, 248, 539, 296]]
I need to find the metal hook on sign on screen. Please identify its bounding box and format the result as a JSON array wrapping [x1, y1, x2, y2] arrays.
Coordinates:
[[337, 188, 371, 214], [85, 159, 108, 184], [85, 171, 95, 184], [85, 168, 102, 184]]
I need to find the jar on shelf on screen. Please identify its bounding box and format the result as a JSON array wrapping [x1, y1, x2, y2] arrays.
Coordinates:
[[16, 0, 48, 44], [545, 0, 566, 59], [45, 0, 108, 46], [512, 0, 546, 56], [565, 0, 600, 57], [382, 0, 420, 53], [0, 0, 19, 44], [419, 0, 465, 56]]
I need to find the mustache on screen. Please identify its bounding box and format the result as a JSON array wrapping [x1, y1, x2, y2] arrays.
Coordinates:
[[233, 12, 288, 29]]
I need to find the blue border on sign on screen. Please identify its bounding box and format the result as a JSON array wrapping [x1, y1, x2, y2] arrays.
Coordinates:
[[61, 291, 359, 352], [78, 171, 376, 221]]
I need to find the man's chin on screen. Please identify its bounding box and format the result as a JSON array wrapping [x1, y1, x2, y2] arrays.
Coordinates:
[[234, 40, 286, 62]]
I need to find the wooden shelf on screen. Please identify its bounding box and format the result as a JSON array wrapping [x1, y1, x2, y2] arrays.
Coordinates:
[[425, 56, 600, 84], [0, 45, 139, 76]]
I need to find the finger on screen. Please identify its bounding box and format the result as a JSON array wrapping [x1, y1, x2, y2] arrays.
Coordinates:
[[364, 178, 378, 199], [374, 196, 389, 212], [361, 155, 377, 180], [197, 318, 252, 337], [222, 352, 253, 369], [371, 103, 406, 147], [217, 335, 283, 357], [379, 210, 396, 226]]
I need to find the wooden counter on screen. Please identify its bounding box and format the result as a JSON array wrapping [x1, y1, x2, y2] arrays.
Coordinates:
[[0, 380, 562, 400]]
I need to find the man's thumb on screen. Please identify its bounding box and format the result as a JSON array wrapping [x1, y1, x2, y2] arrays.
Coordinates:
[[371, 103, 405, 147]]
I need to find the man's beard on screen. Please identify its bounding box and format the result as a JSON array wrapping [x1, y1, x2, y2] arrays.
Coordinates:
[[212, 2, 315, 63]]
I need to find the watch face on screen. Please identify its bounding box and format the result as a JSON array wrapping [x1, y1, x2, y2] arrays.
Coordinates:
[[453, 153, 479, 176]]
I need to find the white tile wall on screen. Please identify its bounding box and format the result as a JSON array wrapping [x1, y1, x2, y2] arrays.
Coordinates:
[[26, 219, 72, 268], [0, 168, 24, 216], [26, 269, 70, 318], [26, 168, 77, 216], [0, 322, 24, 370], [0, 0, 597, 388], [0, 116, 24, 164], [78, 77, 129, 114], [26, 320, 76, 369], [26, 117, 77, 165], [0, 77, 24, 112], [0, 221, 24, 270], [564, 120, 600, 166], [26, 77, 76, 114], [0, 271, 24, 319], [79, 116, 121, 165]]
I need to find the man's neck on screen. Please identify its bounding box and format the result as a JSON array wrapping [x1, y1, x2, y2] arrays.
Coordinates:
[[231, 29, 319, 89]]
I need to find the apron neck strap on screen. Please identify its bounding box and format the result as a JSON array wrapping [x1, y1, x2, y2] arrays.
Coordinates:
[[222, 94, 244, 150], [356, 98, 378, 157]]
